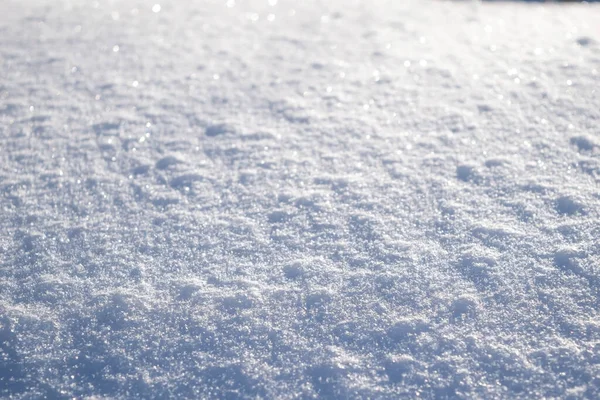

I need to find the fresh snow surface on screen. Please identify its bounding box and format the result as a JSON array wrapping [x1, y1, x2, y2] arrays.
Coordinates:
[[1, 0, 600, 398]]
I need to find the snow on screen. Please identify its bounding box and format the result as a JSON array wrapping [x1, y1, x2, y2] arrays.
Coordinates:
[[1, 0, 599, 398]]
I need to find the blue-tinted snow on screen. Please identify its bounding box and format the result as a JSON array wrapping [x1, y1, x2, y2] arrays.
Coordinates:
[[1, 0, 599, 398]]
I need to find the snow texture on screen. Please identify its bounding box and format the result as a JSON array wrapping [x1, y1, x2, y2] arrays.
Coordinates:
[[1, 0, 599, 398]]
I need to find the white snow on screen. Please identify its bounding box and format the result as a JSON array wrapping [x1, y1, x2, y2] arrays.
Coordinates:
[[1, 0, 599, 398]]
